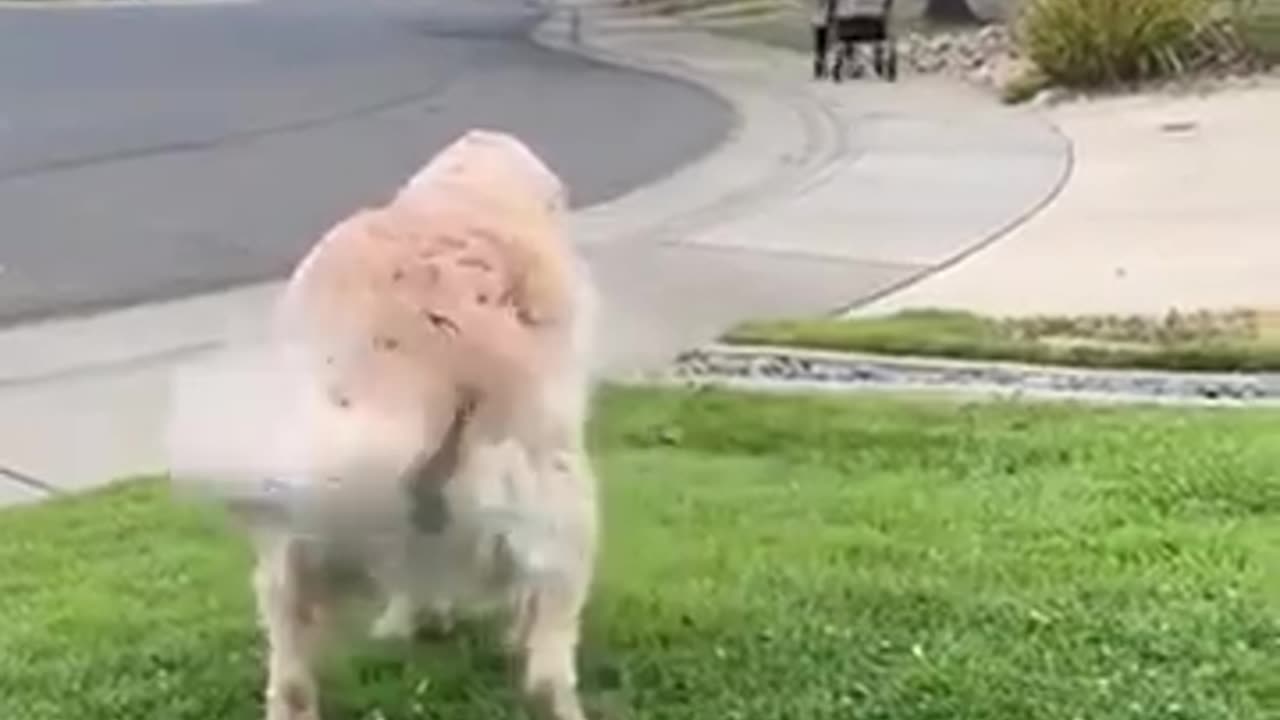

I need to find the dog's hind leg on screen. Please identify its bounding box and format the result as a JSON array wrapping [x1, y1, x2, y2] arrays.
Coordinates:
[[369, 583, 418, 641], [253, 537, 328, 720]]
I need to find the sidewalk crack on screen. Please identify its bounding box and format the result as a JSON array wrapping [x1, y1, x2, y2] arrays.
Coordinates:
[[0, 464, 61, 496]]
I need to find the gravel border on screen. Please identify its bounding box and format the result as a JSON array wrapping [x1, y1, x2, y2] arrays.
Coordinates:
[[645, 343, 1280, 407]]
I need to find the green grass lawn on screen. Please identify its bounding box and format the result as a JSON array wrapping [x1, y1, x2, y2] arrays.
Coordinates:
[[725, 308, 1280, 372], [3, 386, 1280, 719]]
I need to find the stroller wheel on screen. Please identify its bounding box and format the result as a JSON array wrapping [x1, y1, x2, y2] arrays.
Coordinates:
[[880, 43, 901, 81], [846, 46, 863, 79], [833, 46, 854, 83]]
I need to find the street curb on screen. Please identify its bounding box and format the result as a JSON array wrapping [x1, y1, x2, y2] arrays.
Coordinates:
[[836, 115, 1076, 318], [0, 0, 254, 9], [532, 1, 1077, 325], [0, 465, 62, 496], [529, 3, 860, 252], [0, 281, 279, 387]]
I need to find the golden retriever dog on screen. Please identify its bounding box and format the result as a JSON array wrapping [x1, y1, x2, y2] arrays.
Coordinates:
[[166, 129, 600, 720]]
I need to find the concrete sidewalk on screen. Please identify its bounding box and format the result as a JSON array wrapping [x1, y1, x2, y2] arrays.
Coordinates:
[[864, 79, 1280, 317], [0, 3, 1069, 506]]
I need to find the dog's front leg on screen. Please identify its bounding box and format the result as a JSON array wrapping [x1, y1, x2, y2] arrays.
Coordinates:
[[372, 594, 455, 641], [369, 533, 457, 641], [253, 537, 326, 720], [370, 590, 418, 640], [515, 460, 597, 720], [370, 577, 457, 641], [517, 582, 589, 720], [367, 537, 418, 641]]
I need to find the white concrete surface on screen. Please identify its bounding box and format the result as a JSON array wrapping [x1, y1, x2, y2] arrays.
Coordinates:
[[864, 81, 1280, 317]]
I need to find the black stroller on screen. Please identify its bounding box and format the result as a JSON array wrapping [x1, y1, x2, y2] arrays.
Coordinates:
[[817, 0, 898, 82]]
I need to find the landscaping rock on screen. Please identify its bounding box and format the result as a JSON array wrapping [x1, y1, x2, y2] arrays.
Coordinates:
[[1029, 86, 1071, 107], [895, 23, 1018, 89], [664, 346, 1280, 406], [891, 11, 1275, 100]]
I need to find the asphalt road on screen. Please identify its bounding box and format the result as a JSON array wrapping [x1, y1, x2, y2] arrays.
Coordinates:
[[0, 0, 732, 325]]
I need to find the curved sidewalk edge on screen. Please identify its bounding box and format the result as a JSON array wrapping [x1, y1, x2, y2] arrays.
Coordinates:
[[532, 1, 1073, 372], [531, 4, 853, 258], [833, 116, 1076, 318], [0, 0, 255, 10]]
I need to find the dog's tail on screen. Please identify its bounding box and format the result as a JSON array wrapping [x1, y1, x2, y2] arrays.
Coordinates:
[[401, 391, 477, 535]]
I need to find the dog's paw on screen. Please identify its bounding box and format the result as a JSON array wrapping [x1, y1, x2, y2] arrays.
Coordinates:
[[265, 680, 321, 720], [370, 603, 417, 641], [413, 610, 456, 643]]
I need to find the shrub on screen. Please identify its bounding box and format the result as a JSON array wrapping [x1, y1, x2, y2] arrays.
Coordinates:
[[1235, 0, 1280, 59], [1016, 0, 1218, 87]]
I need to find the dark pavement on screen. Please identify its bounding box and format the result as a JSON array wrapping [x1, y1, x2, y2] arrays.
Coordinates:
[[0, 0, 732, 325]]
